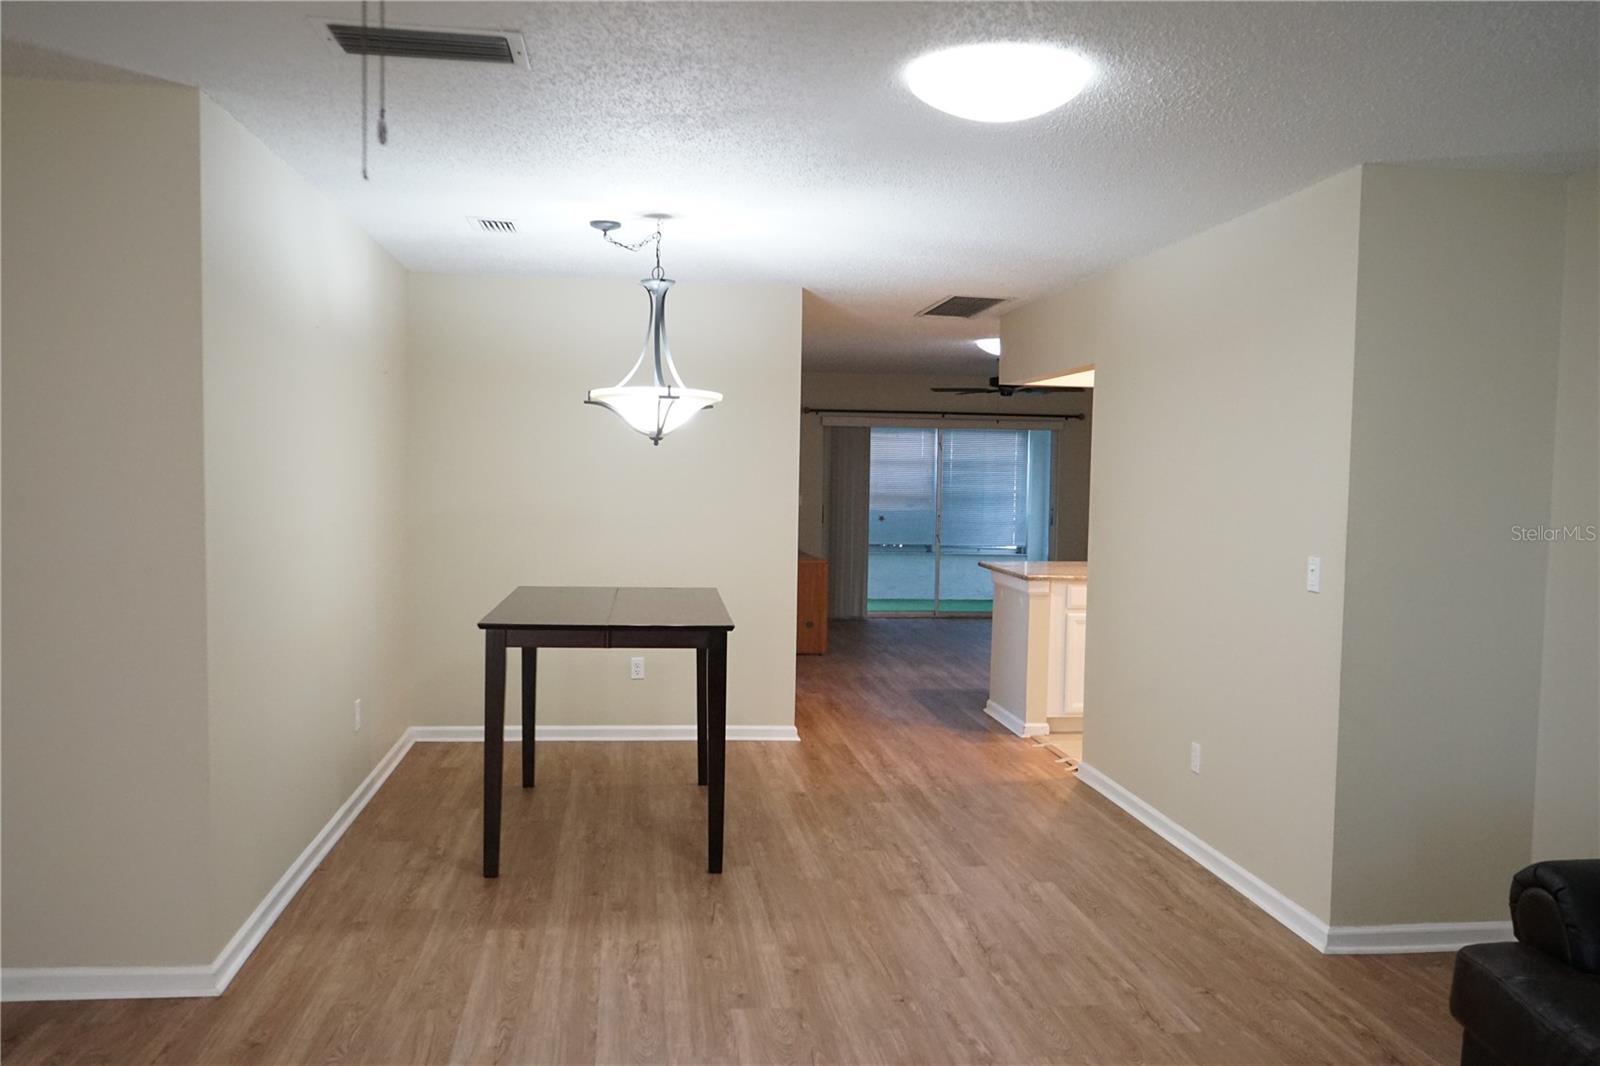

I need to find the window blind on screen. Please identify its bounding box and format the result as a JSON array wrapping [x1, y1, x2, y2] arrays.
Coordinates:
[[868, 427, 1032, 552], [939, 429, 1029, 550], [868, 428, 936, 547]]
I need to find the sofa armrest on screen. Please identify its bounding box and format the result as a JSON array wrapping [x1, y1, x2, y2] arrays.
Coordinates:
[[1511, 860, 1600, 974]]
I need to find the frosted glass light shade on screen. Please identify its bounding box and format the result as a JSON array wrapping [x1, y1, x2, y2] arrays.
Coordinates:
[[586, 385, 722, 441], [586, 276, 722, 444], [904, 43, 1095, 123]]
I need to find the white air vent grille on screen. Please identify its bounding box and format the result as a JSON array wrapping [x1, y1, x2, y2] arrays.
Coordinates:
[[328, 24, 514, 63], [314, 20, 529, 68], [472, 217, 518, 234], [916, 295, 1009, 319]]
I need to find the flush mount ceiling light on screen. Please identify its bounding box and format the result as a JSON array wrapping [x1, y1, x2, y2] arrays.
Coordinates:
[[903, 42, 1095, 123], [585, 219, 722, 445], [974, 337, 1002, 356]]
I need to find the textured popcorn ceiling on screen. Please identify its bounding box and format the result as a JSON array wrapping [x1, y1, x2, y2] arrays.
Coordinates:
[[4, 2, 1597, 373]]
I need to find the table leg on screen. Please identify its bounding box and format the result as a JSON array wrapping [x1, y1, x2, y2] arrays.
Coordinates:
[[483, 629, 507, 878], [521, 647, 537, 788], [707, 631, 727, 874], [696, 646, 708, 787]]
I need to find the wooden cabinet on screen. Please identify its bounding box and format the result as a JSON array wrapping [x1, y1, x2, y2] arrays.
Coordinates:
[[797, 553, 828, 654]]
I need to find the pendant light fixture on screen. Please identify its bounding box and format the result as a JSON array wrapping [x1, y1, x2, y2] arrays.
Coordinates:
[[584, 219, 722, 445]]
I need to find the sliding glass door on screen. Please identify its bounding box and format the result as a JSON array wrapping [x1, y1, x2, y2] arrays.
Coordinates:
[[866, 426, 1052, 615], [937, 429, 1032, 612]]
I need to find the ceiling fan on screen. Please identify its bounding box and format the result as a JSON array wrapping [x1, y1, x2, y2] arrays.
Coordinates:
[[931, 376, 1086, 397]]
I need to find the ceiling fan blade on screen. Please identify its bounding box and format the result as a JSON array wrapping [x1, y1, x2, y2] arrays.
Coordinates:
[[929, 387, 994, 395]]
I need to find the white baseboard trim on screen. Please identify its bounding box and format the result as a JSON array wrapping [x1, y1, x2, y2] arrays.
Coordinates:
[[2, 718, 800, 1002], [3, 726, 417, 1002], [1075, 762, 1516, 955], [1075, 762, 1333, 951], [1322, 921, 1514, 955], [1046, 713, 1083, 734], [410, 723, 801, 742], [0, 964, 221, 1003], [207, 727, 416, 991], [984, 699, 1048, 738]]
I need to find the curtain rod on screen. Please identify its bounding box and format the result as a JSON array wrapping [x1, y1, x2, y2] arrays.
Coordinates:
[[802, 407, 1085, 421]]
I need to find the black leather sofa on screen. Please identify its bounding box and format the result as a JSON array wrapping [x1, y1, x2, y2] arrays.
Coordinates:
[[1450, 860, 1600, 1065]]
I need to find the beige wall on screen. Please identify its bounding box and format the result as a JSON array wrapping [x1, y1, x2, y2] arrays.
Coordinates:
[[1532, 172, 1600, 859], [1332, 166, 1568, 925], [199, 98, 410, 950], [1, 80, 411, 971], [1003, 164, 1585, 929], [1002, 170, 1364, 921], [1, 78, 214, 966], [798, 371, 1092, 561], [405, 275, 801, 730]]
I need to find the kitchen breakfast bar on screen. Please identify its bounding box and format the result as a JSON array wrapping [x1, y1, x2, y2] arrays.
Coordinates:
[[979, 561, 1088, 738]]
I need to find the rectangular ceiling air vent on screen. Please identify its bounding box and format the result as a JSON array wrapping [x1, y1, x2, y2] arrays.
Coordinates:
[[916, 295, 1009, 319], [325, 23, 522, 64], [471, 217, 518, 234]]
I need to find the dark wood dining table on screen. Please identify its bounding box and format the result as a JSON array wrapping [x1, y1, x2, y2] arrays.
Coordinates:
[[477, 586, 734, 877]]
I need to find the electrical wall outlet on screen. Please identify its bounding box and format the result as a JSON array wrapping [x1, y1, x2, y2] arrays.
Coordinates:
[[1306, 555, 1322, 593], [1190, 742, 1202, 774], [630, 656, 645, 680], [353, 698, 363, 733]]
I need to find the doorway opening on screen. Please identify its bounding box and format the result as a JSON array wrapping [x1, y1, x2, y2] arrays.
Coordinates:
[[866, 426, 1054, 616]]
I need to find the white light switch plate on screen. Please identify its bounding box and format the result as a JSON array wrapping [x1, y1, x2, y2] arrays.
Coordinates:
[[353, 698, 363, 732], [1306, 555, 1322, 594], [1190, 742, 1202, 774]]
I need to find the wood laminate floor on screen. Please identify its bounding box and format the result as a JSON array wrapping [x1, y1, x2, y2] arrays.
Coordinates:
[[3, 619, 1460, 1065]]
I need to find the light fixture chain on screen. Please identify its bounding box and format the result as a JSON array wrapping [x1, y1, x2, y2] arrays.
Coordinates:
[[599, 230, 660, 253], [598, 221, 666, 279]]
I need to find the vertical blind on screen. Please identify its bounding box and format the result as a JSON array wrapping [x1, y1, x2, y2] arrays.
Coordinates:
[[867, 427, 1031, 551], [826, 426, 871, 619]]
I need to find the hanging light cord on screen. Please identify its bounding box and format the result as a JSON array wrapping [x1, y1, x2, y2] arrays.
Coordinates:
[[360, 0, 368, 179], [359, 0, 388, 178], [377, 0, 388, 146], [598, 221, 666, 279]]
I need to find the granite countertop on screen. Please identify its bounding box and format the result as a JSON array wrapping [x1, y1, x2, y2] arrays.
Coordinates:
[[978, 560, 1089, 582]]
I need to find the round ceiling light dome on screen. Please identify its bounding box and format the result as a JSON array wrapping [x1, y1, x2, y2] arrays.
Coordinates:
[[903, 42, 1096, 123]]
